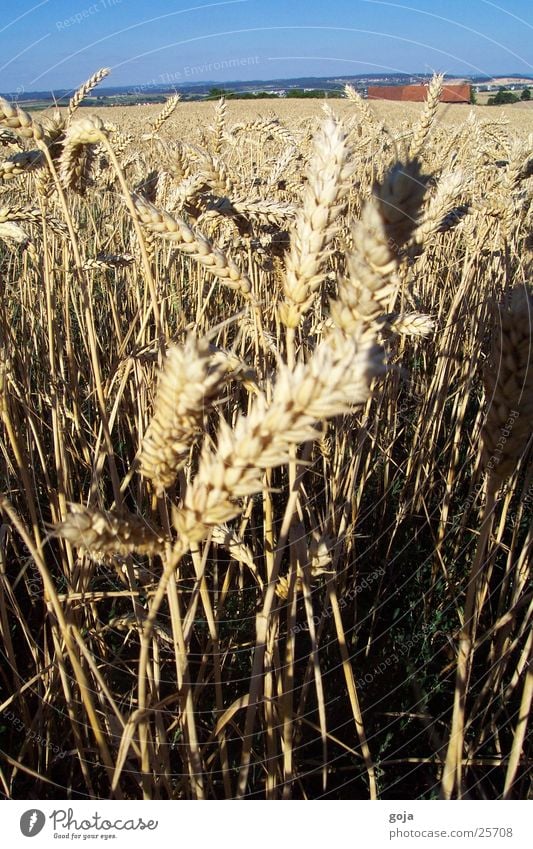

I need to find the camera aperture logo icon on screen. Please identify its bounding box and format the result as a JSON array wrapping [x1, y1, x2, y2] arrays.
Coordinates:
[[20, 810, 46, 837]]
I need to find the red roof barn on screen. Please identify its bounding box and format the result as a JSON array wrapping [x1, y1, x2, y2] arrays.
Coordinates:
[[367, 83, 471, 103]]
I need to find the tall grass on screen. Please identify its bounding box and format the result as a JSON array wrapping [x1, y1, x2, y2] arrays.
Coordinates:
[[0, 72, 531, 800]]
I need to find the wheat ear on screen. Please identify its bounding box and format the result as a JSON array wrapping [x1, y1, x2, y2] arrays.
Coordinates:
[[148, 94, 180, 134], [331, 160, 427, 332], [0, 151, 44, 184], [0, 98, 44, 141], [55, 505, 164, 560], [211, 97, 227, 156], [133, 194, 252, 297], [174, 329, 384, 542], [280, 114, 354, 329], [139, 336, 227, 492], [68, 68, 110, 119], [409, 73, 444, 158], [59, 116, 106, 192]]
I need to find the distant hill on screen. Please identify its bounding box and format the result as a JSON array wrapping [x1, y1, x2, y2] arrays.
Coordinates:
[[2, 72, 532, 106]]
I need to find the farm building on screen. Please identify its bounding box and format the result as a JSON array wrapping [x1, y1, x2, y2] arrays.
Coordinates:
[[367, 83, 471, 103]]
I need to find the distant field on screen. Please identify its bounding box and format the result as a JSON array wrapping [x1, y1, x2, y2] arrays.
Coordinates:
[[24, 95, 533, 137], [81, 96, 533, 135]]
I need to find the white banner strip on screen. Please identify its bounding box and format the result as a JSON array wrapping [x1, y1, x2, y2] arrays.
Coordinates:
[[4, 800, 531, 848]]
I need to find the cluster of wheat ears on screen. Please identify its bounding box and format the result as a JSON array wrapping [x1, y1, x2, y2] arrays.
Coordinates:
[[0, 69, 531, 800]]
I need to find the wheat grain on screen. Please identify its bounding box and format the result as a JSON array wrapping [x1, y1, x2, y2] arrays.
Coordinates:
[[0, 98, 44, 141]]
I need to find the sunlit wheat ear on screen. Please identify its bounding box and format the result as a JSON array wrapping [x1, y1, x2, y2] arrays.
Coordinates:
[[374, 159, 427, 247], [166, 142, 193, 181], [132, 194, 252, 297], [210, 97, 227, 156], [54, 505, 165, 561], [331, 159, 428, 334], [229, 197, 296, 227], [0, 98, 45, 142], [482, 285, 533, 493], [381, 311, 435, 338], [280, 113, 354, 329], [210, 524, 255, 570], [408, 73, 444, 158], [139, 336, 227, 492], [68, 68, 110, 120], [209, 346, 259, 394], [0, 206, 65, 242], [344, 83, 383, 135], [275, 574, 303, 600], [174, 330, 385, 543], [196, 150, 236, 197], [0, 219, 30, 247], [503, 138, 533, 189], [40, 113, 68, 177], [82, 253, 135, 271], [0, 205, 41, 226], [411, 170, 470, 253], [59, 116, 107, 193], [332, 201, 397, 332], [146, 94, 180, 135]]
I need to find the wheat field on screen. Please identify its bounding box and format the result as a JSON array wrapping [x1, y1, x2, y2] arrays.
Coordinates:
[[0, 71, 532, 800]]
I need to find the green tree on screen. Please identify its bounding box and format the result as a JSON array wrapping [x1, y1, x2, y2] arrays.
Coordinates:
[[488, 88, 519, 105], [521, 87, 531, 101], [207, 87, 227, 99]]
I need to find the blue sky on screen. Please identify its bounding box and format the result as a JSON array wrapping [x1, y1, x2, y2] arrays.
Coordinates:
[[1, 1, 532, 93]]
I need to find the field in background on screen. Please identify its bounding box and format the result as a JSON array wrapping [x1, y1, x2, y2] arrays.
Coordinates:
[[91, 95, 533, 131], [0, 76, 532, 801]]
